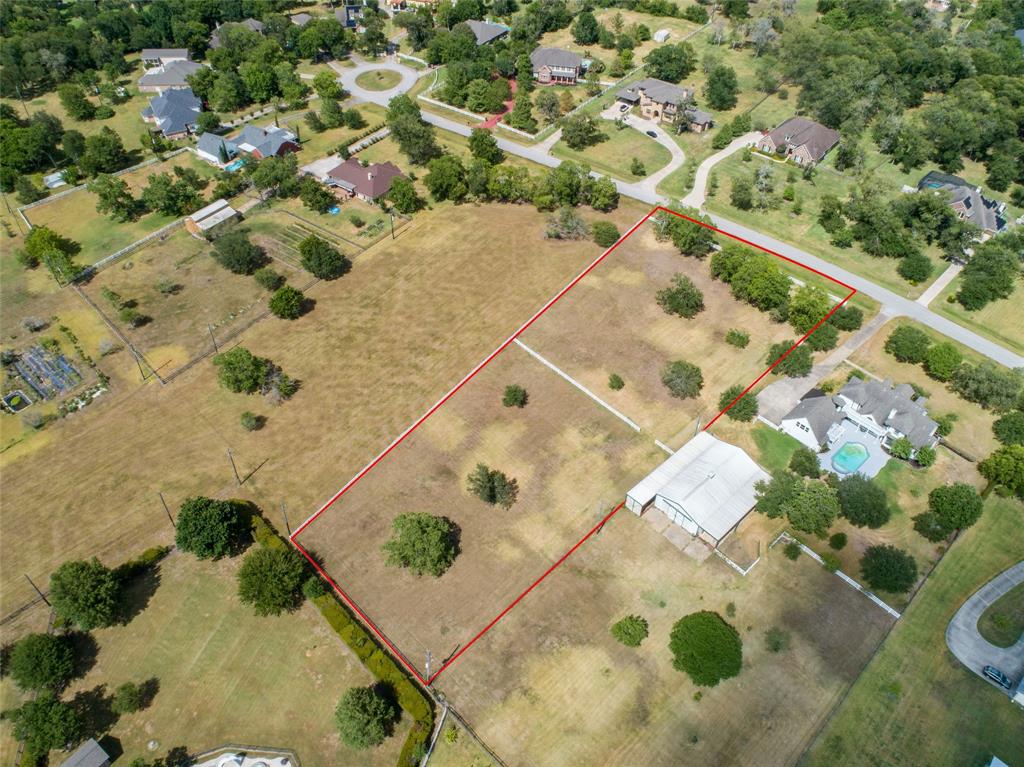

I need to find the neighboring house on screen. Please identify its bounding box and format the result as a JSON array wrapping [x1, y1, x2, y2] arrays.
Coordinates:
[[185, 198, 239, 235], [530, 47, 583, 85], [336, 4, 364, 28], [138, 59, 206, 93], [141, 87, 202, 138], [326, 158, 405, 202], [209, 18, 265, 48], [780, 378, 939, 455], [758, 116, 840, 165], [917, 170, 1009, 239], [616, 78, 693, 124], [140, 48, 190, 68], [465, 19, 509, 45], [681, 106, 713, 133], [291, 12, 314, 26], [60, 738, 110, 767], [195, 125, 298, 166], [625, 432, 770, 547]]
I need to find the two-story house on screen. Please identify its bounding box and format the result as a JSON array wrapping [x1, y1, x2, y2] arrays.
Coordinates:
[[758, 116, 840, 165], [530, 47, 583, 85], [616, 78, 693, 124], [917, 171, 1009, 240]]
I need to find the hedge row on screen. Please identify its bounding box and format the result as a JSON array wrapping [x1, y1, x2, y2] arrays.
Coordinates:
[[340, 123, 387, 151], [249, 515, 434, 766]]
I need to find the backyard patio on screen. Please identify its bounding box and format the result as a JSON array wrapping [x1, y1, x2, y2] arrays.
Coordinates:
[[818, 420, 891, 478]]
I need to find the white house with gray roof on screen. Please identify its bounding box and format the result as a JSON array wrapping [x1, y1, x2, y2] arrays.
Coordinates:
[[60, 739, 110, 767]]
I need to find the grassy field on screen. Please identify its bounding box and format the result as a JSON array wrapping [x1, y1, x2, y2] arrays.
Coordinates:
[[804, 495, 1024, 767], [23, 152, 222, 267], [428, 717, 495, 767], [977, 582, 1024, 648], [931, 274, 1024, 356], [285, 102, 388, 160], [0, 197, 649, 617], [356, 70, 403, 91], [552, 124, 672, 181], [24, 552, 407, 766]]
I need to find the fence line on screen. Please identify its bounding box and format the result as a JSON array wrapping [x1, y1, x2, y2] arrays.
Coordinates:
[[420, 701, 449, 766], [71, 284, 166, 385], [79, 217, 186, 278], [443, 705, 509, 767], [713, 547, 761, 577]]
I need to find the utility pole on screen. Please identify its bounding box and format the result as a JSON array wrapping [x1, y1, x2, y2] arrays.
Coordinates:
[[227, 449, 241, 485], [390, 212, 395, 239], [425, 650, 432, 681], [24, 574, 49, 606], [158, 492, 175, 528], [208, 324, 219, 353], [281, 502, 291, 536]]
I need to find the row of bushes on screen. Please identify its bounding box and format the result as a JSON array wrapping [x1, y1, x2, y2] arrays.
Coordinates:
[[339, 123, 387, 152], [249, 515, 434, 765]]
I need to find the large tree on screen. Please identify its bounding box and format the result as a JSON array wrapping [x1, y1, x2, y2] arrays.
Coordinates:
[[979, 445, 1024, 498], [718, 384, 757, 422], [704, 64, 739, 110], [644, 42, 697, 83], [667, 208, 716, 257], [860, 545, 917, 594], [175, 497, 247, 559], [787, 285, 831, 335], [837, 474, 890, 529], [299, 235, 351, 280], [212, 231, 265, 275], [883, 325, 931, 364], [8, 692, 81, 760], [656, 274, 704, 319], [213, 347, 272, 394], [786, 482, 839, 536], [335, 686, 397, 749], [237, 547, 306, 616], [50, 558, 120, 630], [914, 482, 984, 542], [7, 633, 75, 692], [661, 360, 704, 399], [386, 95, 441, 165], [382, 513, 458, 576], [668, 611, 742, 686]]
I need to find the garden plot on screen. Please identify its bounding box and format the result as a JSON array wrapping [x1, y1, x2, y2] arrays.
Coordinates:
[[246, 208, 360, 271]]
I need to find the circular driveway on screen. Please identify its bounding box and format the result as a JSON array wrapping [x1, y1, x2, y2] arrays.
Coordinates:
[[338, 59, 419, 106]]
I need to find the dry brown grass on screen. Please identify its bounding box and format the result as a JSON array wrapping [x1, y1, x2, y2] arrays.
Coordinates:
[[0, 199, 648, 617]]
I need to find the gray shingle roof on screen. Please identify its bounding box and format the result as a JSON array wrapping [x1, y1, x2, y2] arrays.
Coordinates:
[[781, 396, 843, 443], [139, 60, 205, 89], [465, 19, 509, 45], [616, 78, 692, 107], [235, 125, 298, 157], [141, 48, 189, 61], [145, 87, 202, 136], [917, 171, 1008, 235], [766, 116, 840, 162], [838, 378, 938, 448], [210, 18, 265, 48], [60, 739, 109, 767], [197, 132, 237, 159], [530, 47, 582, 70]]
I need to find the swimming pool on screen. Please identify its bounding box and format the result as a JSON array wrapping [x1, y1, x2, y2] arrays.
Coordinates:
[[224, 158, 246, 172], [832, 442, 869, 474]]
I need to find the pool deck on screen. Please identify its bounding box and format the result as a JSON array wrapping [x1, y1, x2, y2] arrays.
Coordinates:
[[818, 420, 890, 478]]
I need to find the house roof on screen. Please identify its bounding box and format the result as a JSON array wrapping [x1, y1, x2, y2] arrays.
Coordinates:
[[145, 87, 202, 136], [626, 432, 769, 541], [209, 18, 265, 47], [781, 395, 844, 443], [60, 738, 108, 767], [530, 47, 582, 70], [197, 131, 237, 159], [838, 378, 938, 448], [616, 78, 692, 107], [291, 12, 314, 25], [766, 116, 840, 161], [235, 124, 298, 157], [140, 48, 189, 61], [188, 198, 238, 230], [684, 106, 713, 125], [336, 6, 363, 25], [326, 158, 405, 199], [917, 171, 1007, 235], [465, 19, 509, 45], [139, 60, 205, 89]]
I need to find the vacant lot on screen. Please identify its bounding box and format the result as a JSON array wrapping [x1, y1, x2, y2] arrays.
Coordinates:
[[552, 125, 672, 182], [437, 511, 894, 767], [932, 275, 1024, 357], [23, 152, 221, 267], [0, 198, 648, 617], [81, 228, 303, 374], [805, 495, 1024, 767], [47, 552, 407, 767], [518, 223, 795, 449]]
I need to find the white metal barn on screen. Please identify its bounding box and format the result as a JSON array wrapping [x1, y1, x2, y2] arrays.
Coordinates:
[[625, 432, 770, 546]]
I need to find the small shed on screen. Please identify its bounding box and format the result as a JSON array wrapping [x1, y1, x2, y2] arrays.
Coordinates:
[[625, 432, 769, 546], [185, 198, 239, 235], [653, 29, 670, 43], [60, 739, 110, 767], [43, 171, 67, 189]]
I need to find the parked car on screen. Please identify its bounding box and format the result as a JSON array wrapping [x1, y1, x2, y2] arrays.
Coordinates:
[[619, 103, 629, 112], [645, 130, 658, 138], [983, 665, 1013, 690]]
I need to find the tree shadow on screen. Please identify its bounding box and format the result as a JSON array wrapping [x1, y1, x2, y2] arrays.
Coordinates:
[[444, 517, 463, 560], [371, 681, 404, 735], [161, 745, 191, 767], [97, 734, 123, 763], [70, 684, 118, 738], [68, 631, 100, 681], [299, 296, 317, 316], [118, 566, 162, 625]]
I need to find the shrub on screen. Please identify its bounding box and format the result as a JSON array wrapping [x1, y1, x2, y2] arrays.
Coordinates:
[[806, 323, 838, 352], [299, 235, 351, 280], [382, 513, 458, 576], [725, 329, 749, 348], [303, 576, 327, 600], [860, 545, 917, 594], [656, 274, 705, 319], [608, 373, 625, 390], [49, 558, 120, 630], [889, 437, 914, 460], [630, 157, 647, 176], [335, 686, 398, 749], [175, 497, 248, 559], [592, 221, 620, 248], [829, 532, 847, 550], [788, 446, 821, 478], [466, 463, 519, 509], [994, 411, 1024, 446], [269, 285, 306, 320], [923, 342, 963, 381], [502, 384, 528, 408], [111, 681, 145, 715], [837, 474, 890, 528], [783, 541, 802, 560], [240, 411, 262, 431], [915, 445, 936, 467], [212, 347, 270, 394], [668, 611, 742, 687], [8, 634, 75, 692], [237, 547, 307, 616], [821, 552, 841, 572], [764, 627, 790, 653], [662, 360, 704, 399], [611, 615, 649, 647], [766, 341, 813, 377], [884, 325, 931, 364], [897, 252, 934, 283], [254, 267, 284, 291], [828, 305, 863, 331], [718, 384, 757, 421]]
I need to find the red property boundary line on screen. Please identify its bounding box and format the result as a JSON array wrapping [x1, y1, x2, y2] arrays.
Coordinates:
[[291, 206, 857, 687]]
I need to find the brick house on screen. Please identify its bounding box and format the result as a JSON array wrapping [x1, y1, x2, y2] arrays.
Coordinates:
[[530, 47, 583, 85], [616, 78, 693, 124], [758, 116, 840, 165]]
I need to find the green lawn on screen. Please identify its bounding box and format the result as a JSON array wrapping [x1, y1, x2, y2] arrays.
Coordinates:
[[804, 495, 1024, 767], [977, 582, 1024, 648], [552, 124, 672, 181], [355, 69, 403, 91], [931, 274, 1024, 356], [23, 152, 221, 267], [751, 422, 802, 472], [286, 102, 388, 160]]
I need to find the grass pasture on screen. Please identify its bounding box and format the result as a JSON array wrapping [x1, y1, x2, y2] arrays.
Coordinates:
[[552, 125, 672, 181], [932, 275, 1024, 356]]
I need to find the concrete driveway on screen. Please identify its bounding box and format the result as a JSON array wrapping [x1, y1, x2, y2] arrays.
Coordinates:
[[331, 57, 421, 106], [599, 103, 685, 194], [945, 561, 1024, 694]]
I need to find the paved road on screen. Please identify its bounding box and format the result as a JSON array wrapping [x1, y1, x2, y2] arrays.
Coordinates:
[[945, 561, 1024, 693], [337, 61, 1024, 370], [331, 57, 419, 105]]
